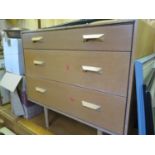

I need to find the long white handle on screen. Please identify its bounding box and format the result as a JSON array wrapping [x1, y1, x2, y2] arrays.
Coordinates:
[[31, 36, 43, 42], [82, 65, 102, 73], [33, 60, 44, 65], [83, 34, 104, 41], [81, 100, 101, 110], [35, 87, 46, 93]]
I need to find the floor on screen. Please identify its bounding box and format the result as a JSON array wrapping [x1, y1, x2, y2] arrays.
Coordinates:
[[0, 104, 52, 135], [31, 109, 96, 135], [0, 104, 96, 135]]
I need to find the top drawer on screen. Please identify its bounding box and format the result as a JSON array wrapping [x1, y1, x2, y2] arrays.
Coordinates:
[[22, 24, 133, 51]]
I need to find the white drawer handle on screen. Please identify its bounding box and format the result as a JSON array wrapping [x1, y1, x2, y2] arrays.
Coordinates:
[[35, 87, 46, 93], [82, 100, 101, 110], [82, 65, 102, 73], [33, 60, 44, 65], [31, 36, 43, 42], [83, 34, 104, 42]]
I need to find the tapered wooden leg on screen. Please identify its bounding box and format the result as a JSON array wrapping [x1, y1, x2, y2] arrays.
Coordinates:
[[44, 107, 49, 128]]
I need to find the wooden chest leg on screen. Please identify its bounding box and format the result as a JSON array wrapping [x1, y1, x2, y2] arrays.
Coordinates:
[[44, 107, 49, 128]]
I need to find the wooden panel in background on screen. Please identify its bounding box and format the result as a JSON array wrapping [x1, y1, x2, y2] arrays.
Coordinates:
[[5, 19, 76, 30], [6, 19, 38, 30], [41, 19, 76, 28]]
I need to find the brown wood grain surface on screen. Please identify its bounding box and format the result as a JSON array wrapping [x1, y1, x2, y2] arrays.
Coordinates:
[[22, 24, 133, 52], [24, 50, 130, 97], [26, 76, 126, 134]]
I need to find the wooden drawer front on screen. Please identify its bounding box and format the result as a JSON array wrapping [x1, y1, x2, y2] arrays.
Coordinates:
[[22, 24, 133, 51], [26, 77, 126, 134], [24, 50, 130, 97]]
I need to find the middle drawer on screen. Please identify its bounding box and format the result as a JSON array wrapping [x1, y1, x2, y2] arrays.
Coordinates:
[[24, 50, 130, 97]]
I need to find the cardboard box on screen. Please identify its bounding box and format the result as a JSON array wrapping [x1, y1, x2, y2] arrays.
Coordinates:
[[0, 72, 43, 118]]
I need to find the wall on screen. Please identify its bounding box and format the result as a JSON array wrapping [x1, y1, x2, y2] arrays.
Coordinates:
[[5, 19, 76, 30], [41, 19, 75, 28], [4, 19, 155, 30]]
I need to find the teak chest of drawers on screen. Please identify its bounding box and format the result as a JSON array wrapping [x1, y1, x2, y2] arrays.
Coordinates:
[[22, 20, 155, 134]]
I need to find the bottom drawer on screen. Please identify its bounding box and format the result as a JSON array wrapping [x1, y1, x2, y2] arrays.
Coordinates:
[[26, 76, 126, 134]]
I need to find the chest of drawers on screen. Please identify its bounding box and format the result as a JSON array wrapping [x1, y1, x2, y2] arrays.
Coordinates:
[[22, 20, 155, 134]]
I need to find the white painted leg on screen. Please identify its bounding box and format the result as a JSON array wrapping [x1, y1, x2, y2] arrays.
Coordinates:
[[44, 107, 49, 128], [97, 130, 103, 135]]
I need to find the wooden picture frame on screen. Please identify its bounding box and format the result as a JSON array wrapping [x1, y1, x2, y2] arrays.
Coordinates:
[[135, 53, 155, 135]]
